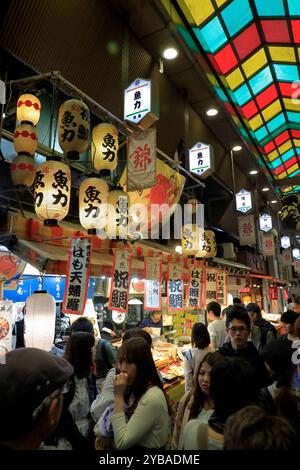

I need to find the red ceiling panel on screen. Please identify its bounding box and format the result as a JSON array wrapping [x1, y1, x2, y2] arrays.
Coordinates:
[[274, 130, 289, 146], [261, 20, 290, 43], [255, 84, 278, 109], [233, 23, 261, 61], [241, 99, 258, 119], [214, 43, 238, 74]]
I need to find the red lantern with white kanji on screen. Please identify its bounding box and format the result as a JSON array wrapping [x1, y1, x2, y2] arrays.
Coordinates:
[[106, 187, 129, 239], [17, 94, 41, 125], [58, 99, 90, 160], [79, 176, 109, 234], [11, 154, 35, 188], [34, 160, 71, 226], [13, 124, 38, 155], [92, 123, 118, 176]]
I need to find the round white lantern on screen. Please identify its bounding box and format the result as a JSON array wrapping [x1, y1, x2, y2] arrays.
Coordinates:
[[79, 176, 109, 234]]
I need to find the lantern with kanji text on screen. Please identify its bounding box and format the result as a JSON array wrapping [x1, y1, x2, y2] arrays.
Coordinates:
[[34, 159, 71, 226], [106, 186, 129, 239], [79, 176, 109, 234], [196, 230, 217, 259], [92, 123, 118, 176], [182, 224, 201, 256], [17, 94, 41, 125], [58, 99, 90, 160]]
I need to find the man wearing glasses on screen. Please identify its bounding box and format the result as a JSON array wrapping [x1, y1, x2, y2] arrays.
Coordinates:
[[218, 305, 270, 388], [0, 347, 73, 450]]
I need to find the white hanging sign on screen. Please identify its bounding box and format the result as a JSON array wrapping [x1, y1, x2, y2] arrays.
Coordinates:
[[259, 213, 272, 232], [189, 141, 214, 178], [187, 266, 203, 308], [204, 268, 218, 304], [238, 215, 256, 245], [144, 257, 162, 311], [217, 270, 228, 306], [167, 262, 184, 310], [127, 128, 156, 191], [236, 189, 252, 214], [124, 78, 151, 124], [62, 238, 92, 315], [108, 250, 132, 313], [0, 300, 13, 360], [262, 233, 275, 256], [281, 236, 290, 249]]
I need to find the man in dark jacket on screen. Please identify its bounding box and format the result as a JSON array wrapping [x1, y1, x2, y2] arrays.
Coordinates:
[[246, 302, 277, 353], [218, 304, 270, 388]]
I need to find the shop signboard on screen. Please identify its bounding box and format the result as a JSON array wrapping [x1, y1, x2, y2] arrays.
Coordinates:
[[217, 270, 228, 306], [281, 236, 290, 249], [127, 128, 156, 191], [262, 233, 275, 256], [204, 268, 218, 304], [187, 265, 203, 309], [294, 259, 300, 272], [282, 249, 292, 266], [0, 300, 13, 360], [144, 257, 162, 311], [167, 262, 184, 310], [108, 249, 132, 313], [259, 213, 272, 232], [189, 141, 214, 178], [269, 286, 278, 301], [124, 78, 153, 125], [238, 215, 256, 245], [236, 189, 252, 214], [62, 238, 92, 315]]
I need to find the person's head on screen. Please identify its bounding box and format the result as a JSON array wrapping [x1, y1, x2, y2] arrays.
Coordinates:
[[262, 338, 295, 387], [288, 298, 292, 304], [70, 317, 94, 335], [189, 352, 225, 419], [122, 328, 152, 347], [224, 406, 300, 450], [206, 302, 221, 319], [210, 356, 258, 423], [225, 304, 251, 350], [280, 310, 298, 336], [245, 302, 261, 323], [292, 297, 300, 314], [232, 297, 242, 304], [191, 322, 210, 350], [117, 337, 163, 408], [149, 311, 162, 324], [0, 347, 73, 449], [294, 316, 300, 339], [64, 331, 95, 379]]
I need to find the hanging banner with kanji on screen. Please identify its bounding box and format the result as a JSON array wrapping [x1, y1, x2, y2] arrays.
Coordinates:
[[262, 233, 275, 256], [269, 286, 278, 301], [217, 270, 228, 306], [238, 215, 256, 246], [108, 249, 132, 313], [62, 238, 92, 315], [0, 300, 13, 360], [168, 262, 184, 310], [187, 266, 203, 309], [127, 128, 156, 191], [144, 257, 162, 311], [205, 268, 218, 304], [294, 259, 300, 272], [282, 249, 292, 266]]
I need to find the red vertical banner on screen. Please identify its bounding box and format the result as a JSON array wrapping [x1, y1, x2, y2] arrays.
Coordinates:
[[187, 265, 203, 309], [204, 268, 218, 305], [283, 288, 289, 301], [108, 249, 132, 313], [217, 270, 228, 306], [144, 258, 162, 311], [167, 262, 184, 310], [62, 238, 92, 315], [269, 286, 278, 301]]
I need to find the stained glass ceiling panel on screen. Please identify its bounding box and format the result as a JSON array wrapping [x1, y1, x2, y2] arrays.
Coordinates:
[[166, 0, 300, 192]]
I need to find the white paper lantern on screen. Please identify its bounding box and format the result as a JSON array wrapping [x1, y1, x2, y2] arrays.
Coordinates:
[[92, 123, 118, 176], [58, 99, 90, 160], [106, 187, 129, 239], [79, 176, 109, 234], [17, 94, 41, 125], [25, 291, 56, 351]]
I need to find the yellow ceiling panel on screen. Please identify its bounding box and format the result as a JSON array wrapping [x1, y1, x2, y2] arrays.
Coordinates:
[[287, 164, 299, 175], [267, 149, 279, 161], [261, 100, 281, 121], [293, 139, 300, 147], [182, 0, 214, 25], [278, 140, 292, 154], [216, 0, 228, 6], [269, 46, 296, 62], [242, 48, 267, 78], [277, 172, 288, 179], [283, 98, 300, 112], [226, 67, 244, 90], [249, 114, 264, 131]]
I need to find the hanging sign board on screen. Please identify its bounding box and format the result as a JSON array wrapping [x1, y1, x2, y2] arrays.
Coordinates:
[[294, 259, 300, 272], [187, 265, 203, 309], [281, 236, 290, 249], [269, 286, 278, 301], [236, 189, 252, 214], [259, 213, 272, 232], [62, 238, 92, 315], [124, 78, 158, 130], [167, 262, 184, 310], [262, 233, 275, 256], [217, 270, 228, 306], [0, 300, 13, 361], [189, 141, 214, 178], [238, 215, 256, 245], [205, 268, 218, 304], [127, 128, 156, 191], [282, 249, 292, 266], [108, 250, 132, 313], [144, 257, 162, 311]]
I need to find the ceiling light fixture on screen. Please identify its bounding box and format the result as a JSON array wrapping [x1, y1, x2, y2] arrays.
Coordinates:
[[232, 145, 242, 151], [262, 187, 270, 192], [271, 200, 277, 203], [206, 108, 218, 117], [249, 170, 258, 175], [175, 245, 183, 254], [162, 48, 178, 60]]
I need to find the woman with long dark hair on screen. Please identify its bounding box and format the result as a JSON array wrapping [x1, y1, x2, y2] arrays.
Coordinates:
[[183, 322, 212, 392], [111, 337, 170, 449], [172, 352, 224, 449]]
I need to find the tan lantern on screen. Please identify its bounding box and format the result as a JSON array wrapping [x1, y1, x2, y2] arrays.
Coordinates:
[[196, 230, 217, 259], [11, 154, 35, 188], [17, 94, 41, 125], [79, 176, 109, 235], [13, 124, 38, 155], [92, 123, 118, 176], [106, 186, 129, 239], [34, 160, 71, 226], [58, 99, 90, 160], [182, 224, 201, 256]]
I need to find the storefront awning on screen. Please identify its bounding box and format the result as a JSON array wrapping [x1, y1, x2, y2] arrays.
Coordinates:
[[249, 273, 273, 280]]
